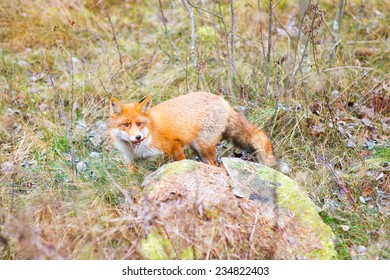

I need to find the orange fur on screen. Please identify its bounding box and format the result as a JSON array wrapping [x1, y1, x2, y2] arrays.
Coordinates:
[[109, 91, 281, 170]]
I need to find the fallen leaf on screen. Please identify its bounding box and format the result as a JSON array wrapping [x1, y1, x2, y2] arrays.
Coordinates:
[[358, 105, 375, 119]]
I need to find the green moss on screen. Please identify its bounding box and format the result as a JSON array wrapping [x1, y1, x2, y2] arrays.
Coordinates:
[[141, 232, 168, 260], [143, 160, 202, 192], [256, 166, 336, 259], [141, 231, 194, 260], [222, 158, 337, 259]]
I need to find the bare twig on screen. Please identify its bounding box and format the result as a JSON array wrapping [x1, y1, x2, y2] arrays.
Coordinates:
[[185, 54, 190, 93], [299, 0, 309, 21], [64, 23, 75, 177], [329, 0, 345, 63], [217, 1, 234, 100], [323, 66, 382, 73], [182, 0, 196, 62], [154, 220, 207, 254], [107, 15, 123, 69], [159, 223, 180, 260], [287, 0, 312, 89], [186, 0, 222, 19], [311, 25, 338, 145], [186, 0, 235, 99], [95, 74, 110, 98], [246, 210, 259, 259], [273, 15, 296, 50], [333, 0, 345, 39], [291, 1, 317, 79], [103, 167, 135, 208], [264, 0, 273, 96], [299, 4, 348, 201], [229, 0, 236, 75], [347, 40, 382, 45], [158, 0, 185, 68], [320, 13, 336, 41], [318, 155, 357, 206], [256, 0, 266, 73], [6, 84, 16, 213], [41, 50, 76, 177]]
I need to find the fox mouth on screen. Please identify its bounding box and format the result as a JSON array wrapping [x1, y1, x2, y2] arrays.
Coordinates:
[[130, 138, 145, 145]]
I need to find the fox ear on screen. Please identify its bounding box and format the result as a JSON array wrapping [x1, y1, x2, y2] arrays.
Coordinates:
[[110, 97, 122, 116], [138, 96, 152, 114]]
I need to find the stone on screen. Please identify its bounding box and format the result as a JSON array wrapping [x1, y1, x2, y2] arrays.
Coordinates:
[[140, 158, 336, 260], [76, 161, 87, 172], [90, 152, 100, 159]]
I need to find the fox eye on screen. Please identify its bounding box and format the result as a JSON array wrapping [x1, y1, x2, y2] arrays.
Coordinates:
[[122, 122, 130, 128], [136, 122, 142, 127]]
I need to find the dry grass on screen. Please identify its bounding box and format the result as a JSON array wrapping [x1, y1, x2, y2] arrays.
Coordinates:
[[0, 0, 389, 259]]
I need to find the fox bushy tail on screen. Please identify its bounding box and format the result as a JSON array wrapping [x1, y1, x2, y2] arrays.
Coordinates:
[[223, 111, 280, 169]]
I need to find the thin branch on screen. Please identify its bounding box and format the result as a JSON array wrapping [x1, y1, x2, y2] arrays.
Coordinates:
[[182, 0, 196, 62], [323, 66, 382, 73], [318, 155, 357, 206], [291, 1, 316, 79], [273, 15, 297, 50], [64, 24, 75, 178], [159, 223, 180, 259], [95, 74, 110, 97], [186, 0, 222, 19], [264, 0, 273, 96], [256, 0, 266, 71], [246, 210, 259, 259], [186, 1, 240, 94], [329, 0, 344, 63], [217, 0, 234, 100], [311, 26, 338, 147], [229, 0, 236, 73], [107, 15, 123, 69], [288, 0, 312, 88], [41, 50, 76, 177], [6, 83, 16, 213], [103, 166, 135, 208], [301, 25, 355, 206], [158, 0, 185, 69]]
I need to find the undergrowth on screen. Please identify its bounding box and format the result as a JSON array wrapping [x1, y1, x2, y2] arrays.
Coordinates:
[[0, 0, 389, 259]]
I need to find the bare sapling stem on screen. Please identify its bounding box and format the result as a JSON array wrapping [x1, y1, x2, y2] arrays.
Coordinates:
[[287, 0, 311, 90], [329, 0, 345, 63], [107, 15, 124, 69], [230, 0, 236, 89], [182, 0, 196, 64], [217, 1, 234, 101]]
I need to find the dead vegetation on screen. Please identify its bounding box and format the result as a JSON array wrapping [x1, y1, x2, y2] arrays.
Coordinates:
[[0, 0, 389, 259]]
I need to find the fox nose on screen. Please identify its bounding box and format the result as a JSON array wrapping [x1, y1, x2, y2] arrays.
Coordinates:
[[135, 135, 142, 141]]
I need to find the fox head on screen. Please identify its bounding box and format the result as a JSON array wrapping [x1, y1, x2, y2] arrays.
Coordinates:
[[109, 96, 152, 145]]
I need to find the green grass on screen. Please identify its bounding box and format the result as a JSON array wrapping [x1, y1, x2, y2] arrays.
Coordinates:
[[0, 0, 389, 259]]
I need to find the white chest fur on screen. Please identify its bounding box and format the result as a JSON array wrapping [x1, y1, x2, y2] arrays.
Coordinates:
[[111, 129, 163, 163], [132, 137, 163, 159]]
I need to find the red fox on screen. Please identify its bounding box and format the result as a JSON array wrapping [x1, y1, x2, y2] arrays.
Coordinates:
[[109, 91, 288, 172]]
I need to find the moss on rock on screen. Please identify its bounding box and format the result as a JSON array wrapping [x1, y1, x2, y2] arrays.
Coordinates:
[[140, 158, 336, 259]]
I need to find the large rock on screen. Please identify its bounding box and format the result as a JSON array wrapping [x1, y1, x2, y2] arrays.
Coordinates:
[[140, 158, 336, 259]]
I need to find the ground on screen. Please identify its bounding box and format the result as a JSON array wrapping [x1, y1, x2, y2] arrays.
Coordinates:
[[0, 0, 389, 259]]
